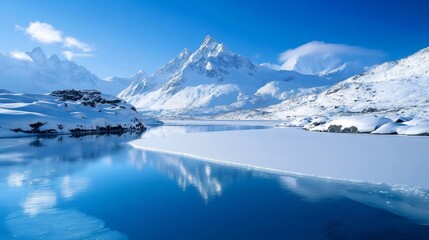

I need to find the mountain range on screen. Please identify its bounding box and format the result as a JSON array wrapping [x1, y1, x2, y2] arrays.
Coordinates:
[[0, 47, 132, 95], [1, 36, 427, 121], [220, 45, 429, 122], [118, 36, 339, 116]]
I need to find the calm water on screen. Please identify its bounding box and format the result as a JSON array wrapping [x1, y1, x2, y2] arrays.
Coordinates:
[[0, 124, 429, 239]]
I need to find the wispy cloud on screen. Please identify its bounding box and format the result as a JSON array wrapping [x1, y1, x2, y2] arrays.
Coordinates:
[[280, 41, 384, 63], [64, 37, 92, 52], [9, 51, 33, 62], [62, 50, 93, 60], [279, 41, 386, 76], [17, 21, 94, 59]]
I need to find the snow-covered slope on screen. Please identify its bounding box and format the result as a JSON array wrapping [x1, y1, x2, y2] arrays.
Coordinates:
[[119, 36, 336, 116], [0, 90, 145, 137], [225, 46, 429, 122], [0, 48, 128, 95]]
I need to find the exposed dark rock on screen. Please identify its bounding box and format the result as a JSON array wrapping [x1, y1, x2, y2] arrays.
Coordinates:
[[50, 89, 123, 108], [342, 126, 359, 133], [69, 123, 145, 137], [327, 125, 358, 133], [29, 122, 45, 131], [362, 107, 378, 113], [327, 125, 342, 132]]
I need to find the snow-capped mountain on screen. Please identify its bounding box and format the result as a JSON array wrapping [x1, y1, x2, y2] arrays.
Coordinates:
[[119, 36, 336, 115], [0, 47, 128, 95], [223, 45, 429, 121]]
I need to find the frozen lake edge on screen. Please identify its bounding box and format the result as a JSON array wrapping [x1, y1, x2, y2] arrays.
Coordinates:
[[130, 122, 429, 189]]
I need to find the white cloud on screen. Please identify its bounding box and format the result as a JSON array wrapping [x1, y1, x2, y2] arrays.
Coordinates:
[[17, 21, 93, 56], [279, 41, 386, 77], [17, 21, 62, 44], [9, 51, 33, 62], [64, 37, 92, 52], [280, 41, 384, 62], [62, 50, 93, 60]]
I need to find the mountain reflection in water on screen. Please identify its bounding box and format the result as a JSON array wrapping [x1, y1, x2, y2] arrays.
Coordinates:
[[0, 125, 428, 239]]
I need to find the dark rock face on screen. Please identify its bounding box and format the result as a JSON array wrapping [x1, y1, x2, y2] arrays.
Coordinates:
[[327, 125, 358, 133], [50, 90, 123, 108], [327, 125, 342, 132], [342, 126, 359, 133], [69, 122, 146, 137], [362, 107, 378, 113], [12, 122, 57, 134]]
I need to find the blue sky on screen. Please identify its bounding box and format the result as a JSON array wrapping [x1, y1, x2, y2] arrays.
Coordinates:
[[1, 0, 428, 78]]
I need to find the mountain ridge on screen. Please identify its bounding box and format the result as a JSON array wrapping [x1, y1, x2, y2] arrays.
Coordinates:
[[219, 45, 429, 121], [119, 36, 336, 115], [0, 47, 129, 95]]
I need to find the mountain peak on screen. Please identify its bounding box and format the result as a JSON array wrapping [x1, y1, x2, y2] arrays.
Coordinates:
[[178, 48, 191, 59], [199, 35, 221, 51], [189, 36, 229, 62], [202, 35, 215, 45], [48, 54, 60, 63], [28, 47, 47, 63]]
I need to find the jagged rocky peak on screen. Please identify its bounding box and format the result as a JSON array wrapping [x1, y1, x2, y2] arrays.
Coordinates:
[[178, 48, 191, 59], [189, 35, 229, 61], [27, 47, 47, 63], [186, 35, 256, 74], [48, 54, 60, 63], [157, 48, 192, 74]]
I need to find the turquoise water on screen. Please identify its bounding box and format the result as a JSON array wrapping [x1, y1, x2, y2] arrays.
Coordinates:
[[0, 124, 429, 239]]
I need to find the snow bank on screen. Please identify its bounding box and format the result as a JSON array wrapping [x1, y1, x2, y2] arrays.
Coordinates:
[[130, 127, 429, 189], [311, 116, 392, 133], [0, 90, 146, 137], [305, 116, 429, 136], [397, 119, 429, 135]]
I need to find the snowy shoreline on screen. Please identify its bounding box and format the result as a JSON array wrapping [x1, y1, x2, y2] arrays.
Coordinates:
[[0, 90, 146, 137], [130, 125, 429, 189]]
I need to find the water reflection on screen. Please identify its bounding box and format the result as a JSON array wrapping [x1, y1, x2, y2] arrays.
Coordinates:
[[130, 148, 429, 225], [0, 125, 268, 239], [0, 125, 428, 239], [141, 124, 267, 139], [278, 175, 429, 225], [129, 149, 255, 201], [0, 133, 141, 164], [0, 134, 139, 239]]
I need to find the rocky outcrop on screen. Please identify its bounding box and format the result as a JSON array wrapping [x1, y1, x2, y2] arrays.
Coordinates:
[[0, 90, 146, 137]]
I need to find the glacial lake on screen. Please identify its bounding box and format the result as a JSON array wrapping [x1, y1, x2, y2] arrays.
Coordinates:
[[0, 124, 429, 239]]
